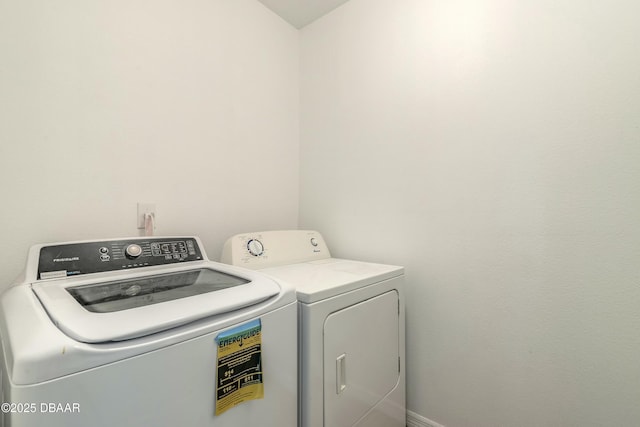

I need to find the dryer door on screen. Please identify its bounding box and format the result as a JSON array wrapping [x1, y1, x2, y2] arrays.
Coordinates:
[[323, 290, 400, 427]]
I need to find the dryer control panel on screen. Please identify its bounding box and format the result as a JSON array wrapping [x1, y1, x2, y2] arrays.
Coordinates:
[[37, 237, 204, 280], [220, 230, 330, 270]]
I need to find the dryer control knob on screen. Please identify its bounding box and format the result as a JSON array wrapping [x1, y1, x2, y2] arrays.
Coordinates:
[[247, 239, 264, 257], [125, 244, 143, 259]]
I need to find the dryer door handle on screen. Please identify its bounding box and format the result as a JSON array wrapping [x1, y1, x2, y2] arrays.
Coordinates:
[[336, 353, 347, 394]]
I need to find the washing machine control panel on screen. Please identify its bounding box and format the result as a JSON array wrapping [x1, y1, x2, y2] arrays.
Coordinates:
[[37, 237, 204, 280]]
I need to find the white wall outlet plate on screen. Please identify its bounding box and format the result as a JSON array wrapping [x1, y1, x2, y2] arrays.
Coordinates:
[[137, 203, 156, 229]]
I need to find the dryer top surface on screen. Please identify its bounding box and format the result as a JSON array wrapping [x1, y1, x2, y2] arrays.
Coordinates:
[[262, 258, 403, 303]]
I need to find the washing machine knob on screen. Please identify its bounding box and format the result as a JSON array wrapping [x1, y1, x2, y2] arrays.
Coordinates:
[[247, 239, 264, 257], [125, 244, 143, 259]]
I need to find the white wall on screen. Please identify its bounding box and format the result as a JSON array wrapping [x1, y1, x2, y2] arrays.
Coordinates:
[[300, 0, 640, 426], [0, 0, 299, 284]]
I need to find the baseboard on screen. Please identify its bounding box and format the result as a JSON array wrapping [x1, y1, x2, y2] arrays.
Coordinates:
[[407, 410, 445, 427]]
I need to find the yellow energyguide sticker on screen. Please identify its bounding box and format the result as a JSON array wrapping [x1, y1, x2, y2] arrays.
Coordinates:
[[215, 319, 264, 415]]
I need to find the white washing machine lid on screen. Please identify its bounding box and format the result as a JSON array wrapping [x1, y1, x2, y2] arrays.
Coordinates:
[[32, 262, 282, 343], [262, 258, 403, 304]]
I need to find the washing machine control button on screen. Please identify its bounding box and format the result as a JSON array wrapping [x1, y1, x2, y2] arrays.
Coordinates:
[[247, 239, 264, 257], [125, 244, 143, 259], [310, 238, 318, 247]]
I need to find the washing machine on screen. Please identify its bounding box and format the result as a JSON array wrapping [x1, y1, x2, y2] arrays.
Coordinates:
[[221, 230, 406, 427], [0, 236, 297, 427]]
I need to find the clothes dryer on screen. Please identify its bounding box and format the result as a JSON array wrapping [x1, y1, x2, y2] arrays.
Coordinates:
[[0, 236, 297, 427], [221, 230, 405, 427]]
